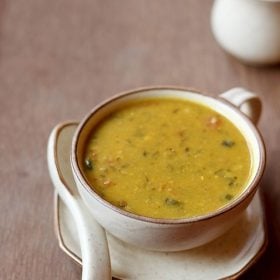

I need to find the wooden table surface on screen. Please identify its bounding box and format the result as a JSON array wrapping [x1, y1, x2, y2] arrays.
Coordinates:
[[1, 0, 280, 279]]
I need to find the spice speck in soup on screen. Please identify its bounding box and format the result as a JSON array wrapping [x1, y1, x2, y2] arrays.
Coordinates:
[[82, 98, 251, 219]]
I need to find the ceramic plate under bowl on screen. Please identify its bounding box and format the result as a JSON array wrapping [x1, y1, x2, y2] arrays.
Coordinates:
[[55, 190, 267, 280]]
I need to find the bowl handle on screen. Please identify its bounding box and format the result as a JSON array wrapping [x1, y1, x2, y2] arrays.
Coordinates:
[[219, 87, 262, 124], [47, 122, 111, 280]]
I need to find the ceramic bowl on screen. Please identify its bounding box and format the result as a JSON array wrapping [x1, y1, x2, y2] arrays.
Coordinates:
[[70, 87, 265, 251], [211, 0, 280, 65]]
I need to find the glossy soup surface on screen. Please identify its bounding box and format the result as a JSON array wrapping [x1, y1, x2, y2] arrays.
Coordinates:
[[83, 98, 251, 219]]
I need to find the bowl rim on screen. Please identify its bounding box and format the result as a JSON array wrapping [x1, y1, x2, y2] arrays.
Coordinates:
[[71, 86, 266, 225]]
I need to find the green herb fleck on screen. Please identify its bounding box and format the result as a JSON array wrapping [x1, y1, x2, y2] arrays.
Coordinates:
[[165, 197, 182, 207], [222, 139, 235, 148], [85, 158, 93, 170], [228, 176, 238, 187], [225, 194, 234, 201], [215, 169, 232, 178]]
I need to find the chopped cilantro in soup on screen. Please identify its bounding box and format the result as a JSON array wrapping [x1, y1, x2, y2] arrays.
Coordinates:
[[83, 98, 251, 219]]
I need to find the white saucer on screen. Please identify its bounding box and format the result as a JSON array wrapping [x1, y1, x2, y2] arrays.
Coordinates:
[[55, 190, 267, 280]]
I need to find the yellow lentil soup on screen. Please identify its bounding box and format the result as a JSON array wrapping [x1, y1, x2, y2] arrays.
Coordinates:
[[82, 98, 251, 219]]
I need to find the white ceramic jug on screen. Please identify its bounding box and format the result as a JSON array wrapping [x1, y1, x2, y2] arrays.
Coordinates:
[[211, 0, 280, 65]]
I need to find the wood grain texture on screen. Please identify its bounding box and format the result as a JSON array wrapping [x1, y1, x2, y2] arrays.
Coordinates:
[[0, 0, 279, 279]]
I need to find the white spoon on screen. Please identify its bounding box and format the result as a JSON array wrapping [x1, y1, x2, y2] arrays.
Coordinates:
[[47, 122, 111, 280]]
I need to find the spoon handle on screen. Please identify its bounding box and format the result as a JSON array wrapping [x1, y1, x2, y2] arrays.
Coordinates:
[[47, 122, 111, 280]]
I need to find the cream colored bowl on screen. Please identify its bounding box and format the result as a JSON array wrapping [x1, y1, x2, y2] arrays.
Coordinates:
[[71, 87, 265, 252], [211, 0, 280, 65]]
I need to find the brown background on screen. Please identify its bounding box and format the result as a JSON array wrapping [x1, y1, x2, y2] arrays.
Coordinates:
[[1, 0, 280, 279]]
